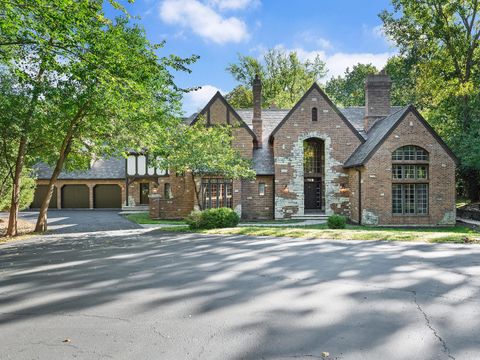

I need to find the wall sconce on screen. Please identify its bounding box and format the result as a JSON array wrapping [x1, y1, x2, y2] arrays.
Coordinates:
[[282, 185, 289, 194]]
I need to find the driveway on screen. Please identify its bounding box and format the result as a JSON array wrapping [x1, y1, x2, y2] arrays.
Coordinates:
[[1, 230, 480, 359], [19, 210, 141, 234]]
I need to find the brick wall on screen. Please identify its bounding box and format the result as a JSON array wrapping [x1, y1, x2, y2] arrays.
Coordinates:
[[241, 176, 274, 220], [149, 174, 195, 219], [273, 86, 362, 218], [360, 111, 456, 225]]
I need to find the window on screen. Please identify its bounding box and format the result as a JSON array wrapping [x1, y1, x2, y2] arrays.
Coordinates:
[[392, 165, 428, 180], [392, 145, 429, 215], [304, 139, 324, 175], [201, 178, 233, 209], [312, 107, 318, 121], [392, 145, 428, 161], [258, 182, 266, 196], [164, 183, 172, 199], [392, 184, 428, 215]]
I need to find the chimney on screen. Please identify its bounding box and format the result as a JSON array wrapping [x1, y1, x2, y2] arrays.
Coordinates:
[[252, 74, 262, 147], [364, 69, 392, 132]]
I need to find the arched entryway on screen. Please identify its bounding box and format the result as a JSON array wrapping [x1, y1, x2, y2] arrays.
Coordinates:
[[304, 138, 325, 212]]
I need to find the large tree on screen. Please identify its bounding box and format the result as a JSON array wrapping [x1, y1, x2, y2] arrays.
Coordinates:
[[381, 0, 480, 200], [0, 1, 197, 235], [226, 48, 327, 108], [152, 119, 256, 210]]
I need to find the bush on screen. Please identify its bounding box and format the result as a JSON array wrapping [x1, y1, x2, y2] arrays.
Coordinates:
[[327, 214, 346, 229], [185, 208, 240, 229]]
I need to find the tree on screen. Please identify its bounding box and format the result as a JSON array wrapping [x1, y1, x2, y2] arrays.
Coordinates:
[[0, 1, 197, 235], [152, 119, 256, 210], [226, 48, 327, 108], [325, 64, 378, 106], [381, 0, 480, 200]]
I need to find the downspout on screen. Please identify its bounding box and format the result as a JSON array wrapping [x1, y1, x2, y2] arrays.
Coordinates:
[[125, 157, 129, 207], [356, 167, 362, 225]]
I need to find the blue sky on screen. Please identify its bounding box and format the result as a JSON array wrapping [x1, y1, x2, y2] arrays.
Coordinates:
[[107, 0, 397, 114]]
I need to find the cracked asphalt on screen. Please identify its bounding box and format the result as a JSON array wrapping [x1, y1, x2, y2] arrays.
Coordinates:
[[1, 212, 480, 359]]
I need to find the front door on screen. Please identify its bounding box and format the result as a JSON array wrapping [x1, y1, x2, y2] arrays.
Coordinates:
[[304, 178, 322, 210], [140, 183, 150, 205]]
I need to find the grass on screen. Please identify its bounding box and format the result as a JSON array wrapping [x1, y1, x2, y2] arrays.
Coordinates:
[[457, 198, 471, 208], [125, 212, 186, 225], [155, 223, 480, 244]]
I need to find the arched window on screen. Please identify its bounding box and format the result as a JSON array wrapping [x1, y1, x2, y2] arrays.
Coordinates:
[[312, 107, 318, 122], [392, 146, 429, 215]]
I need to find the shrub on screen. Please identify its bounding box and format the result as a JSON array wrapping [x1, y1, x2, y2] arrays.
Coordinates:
[[327, 214, 346, 229], [185, 208, 240, 229]]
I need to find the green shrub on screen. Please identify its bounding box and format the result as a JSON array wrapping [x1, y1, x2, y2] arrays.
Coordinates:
[[185, 208, 240, 229], [327, 214, 346, 229]]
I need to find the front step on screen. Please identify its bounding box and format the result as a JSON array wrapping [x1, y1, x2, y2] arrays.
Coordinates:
[[291, 213, 329, 221], [121, 205, 149, 212]]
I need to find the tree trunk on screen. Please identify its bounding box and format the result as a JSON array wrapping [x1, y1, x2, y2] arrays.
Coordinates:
[[190, 172, 203, 211], [34, 138, 73, 232], [6, 136, 27, 236], [35, 104, 87, 232]]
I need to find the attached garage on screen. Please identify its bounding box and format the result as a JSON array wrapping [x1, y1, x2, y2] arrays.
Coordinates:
[[62, 185, 89, 208], [94, 185, 121, 208], [31, 185, 57, 208]]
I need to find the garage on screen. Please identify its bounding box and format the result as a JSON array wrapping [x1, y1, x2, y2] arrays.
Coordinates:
[[62, 185, 89, 208], [31, 185, 57, 208], [94, 185, 121, 208]]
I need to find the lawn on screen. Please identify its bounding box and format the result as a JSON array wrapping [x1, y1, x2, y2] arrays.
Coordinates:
[[125, 212, 186, 225], [157, 223, 480, 244]]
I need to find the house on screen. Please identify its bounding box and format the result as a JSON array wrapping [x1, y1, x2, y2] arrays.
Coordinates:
[[32, 71, 458, 226]]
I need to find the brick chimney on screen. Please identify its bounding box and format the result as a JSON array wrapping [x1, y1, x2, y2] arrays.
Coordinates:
[[252, 74, 262, 147], [364, 69, 392, 132]]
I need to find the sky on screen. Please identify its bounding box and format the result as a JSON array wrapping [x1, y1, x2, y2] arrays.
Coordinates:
[[106, 0, 397, 115]]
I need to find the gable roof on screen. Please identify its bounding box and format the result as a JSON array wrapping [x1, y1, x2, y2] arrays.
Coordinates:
[[190, 91, 258, 142], [344, 105, 459, 168], [269, 83, 365, 143], [34, 157, 126, 180], [340, 106, 404, 139]]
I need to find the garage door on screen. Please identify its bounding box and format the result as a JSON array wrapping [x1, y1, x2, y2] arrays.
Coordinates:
[[62, 185, 89, 208], [31, 185, 57, 208], [94, 185, 121, 208]]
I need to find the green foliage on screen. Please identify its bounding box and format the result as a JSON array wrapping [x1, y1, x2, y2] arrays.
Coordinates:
[[325, 63, 378, 107], [0, 171, 35, 211], [186, 208, 240, 230], [380, 0, 480, 200], [226, 48, 327, 108], [327, 215, 347, 229]]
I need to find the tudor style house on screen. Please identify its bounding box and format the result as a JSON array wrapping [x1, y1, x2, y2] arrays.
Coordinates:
[[32, 71, 458, 226]]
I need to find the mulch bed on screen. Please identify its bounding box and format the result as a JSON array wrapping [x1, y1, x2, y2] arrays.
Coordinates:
[[458, 202, 480, 221]]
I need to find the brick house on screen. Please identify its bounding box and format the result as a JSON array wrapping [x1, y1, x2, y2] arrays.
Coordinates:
[[33, 72, 458, 226]]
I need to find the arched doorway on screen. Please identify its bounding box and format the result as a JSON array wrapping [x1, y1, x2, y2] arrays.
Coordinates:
[[304, 138, 325, 212]]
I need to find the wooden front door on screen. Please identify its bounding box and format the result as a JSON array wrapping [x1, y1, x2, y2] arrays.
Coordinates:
[[304, 178, 322, 210], [140, 183, 150, 205]]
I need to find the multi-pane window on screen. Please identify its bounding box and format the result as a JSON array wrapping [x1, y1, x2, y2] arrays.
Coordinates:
[[392, 165, 428, 180], [312, 107, 318, 122], [201, 178, 233, 209], [258, 182, 266, 196], [304, 139, 324, 176], [164, 183, 172, 199], [392, 145, 429, 215], [392, 145, 428, 161], [392, 184, 428, 215]]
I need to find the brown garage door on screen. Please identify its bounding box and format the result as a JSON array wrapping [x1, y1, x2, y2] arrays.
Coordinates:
[[31, 185, 57, 208], [62, 185, 89, 208], [94, 185, 121, 208]]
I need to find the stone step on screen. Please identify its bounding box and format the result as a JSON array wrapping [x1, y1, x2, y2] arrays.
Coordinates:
[[121, 205, 149, 212], [291, 213, 329, 220]]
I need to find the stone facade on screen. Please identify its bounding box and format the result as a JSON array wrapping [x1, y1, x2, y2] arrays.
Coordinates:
[[272, 86, 362, 218]]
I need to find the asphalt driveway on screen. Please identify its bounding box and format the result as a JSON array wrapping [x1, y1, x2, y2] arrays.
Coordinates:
[[1, 228, 480, 359], [19, 210, 141, 234]]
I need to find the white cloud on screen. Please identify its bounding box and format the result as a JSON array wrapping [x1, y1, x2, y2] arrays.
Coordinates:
[[183, 84, 222, 114], [209, 0, 259, 10], [273, 44, 394, 79], [159, 0, 249, 44]]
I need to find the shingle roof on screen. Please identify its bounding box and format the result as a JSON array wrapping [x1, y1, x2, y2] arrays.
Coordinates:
[[236, 109, 288, 175], [339, 106, 404, 139], [343, 106, 411, 168], [34, 157, 126, 180]]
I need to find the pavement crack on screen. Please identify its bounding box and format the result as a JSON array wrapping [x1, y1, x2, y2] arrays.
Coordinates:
[[412, 291, 455, 360]]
